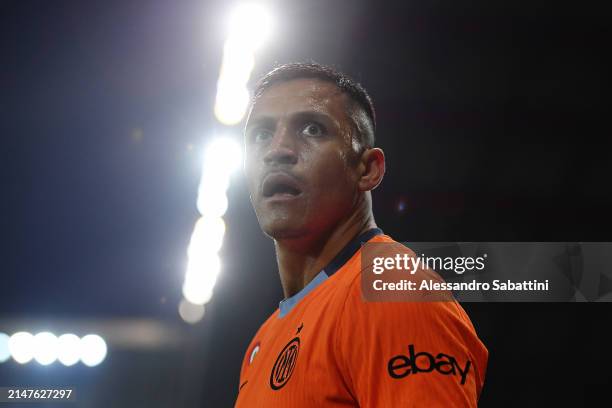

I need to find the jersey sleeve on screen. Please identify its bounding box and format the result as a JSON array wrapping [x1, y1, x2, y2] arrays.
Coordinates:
[[336, 279, 488, 407]]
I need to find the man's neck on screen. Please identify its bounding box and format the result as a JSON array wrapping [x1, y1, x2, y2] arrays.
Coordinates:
[[274, 209, 378, 299]]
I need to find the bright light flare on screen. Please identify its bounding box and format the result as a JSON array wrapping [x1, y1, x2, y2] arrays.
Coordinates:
[[0, 333, 10, 363], [33, 332, 58, 365], [199, 170, 231, 196], [220, 39, 255, 83], [57, 334, 81, 366], [196, 137, 242, 217], [196, 193, 228, 218], [215, 3, 273, 125], [178, 299, 206, 324], [183, 253, 221, 305], [8, 332, 35, 364], [214, 83, 251, 126], [188, 217, 226, 256], [203, 137, 243, 176], [226, 3, 273, 50], [79, 334, 107, 367]]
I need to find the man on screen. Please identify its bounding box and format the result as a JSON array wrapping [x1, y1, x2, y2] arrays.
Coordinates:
[[235, 62, 487, 407]]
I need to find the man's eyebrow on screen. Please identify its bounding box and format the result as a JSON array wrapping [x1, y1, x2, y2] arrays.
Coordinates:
[[247, 111, 336, 127], [289, 111, 335, 125], [245, 115, 276, 130]]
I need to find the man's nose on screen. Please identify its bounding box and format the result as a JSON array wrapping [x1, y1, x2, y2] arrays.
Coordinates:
[[263, 127, 298, 166]]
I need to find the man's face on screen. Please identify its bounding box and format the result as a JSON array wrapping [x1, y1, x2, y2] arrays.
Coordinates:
[[244, 78, 362, 240]]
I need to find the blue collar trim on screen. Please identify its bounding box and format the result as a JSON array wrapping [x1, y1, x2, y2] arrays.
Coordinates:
[[278, 228, 383, 318], [279, 270, 329, 318]]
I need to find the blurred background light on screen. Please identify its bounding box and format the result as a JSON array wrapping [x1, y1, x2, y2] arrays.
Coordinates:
[[195, 137, 242, 217], [182, 274, 216, 306], [57, 333, 81, 366], [226, 2, 273, 50], [182, 136, 242, 315], [183, 253, 221, 305], [198, 170, 231, 197], [8, 332, 35, 364], [214, 3, 273, 125], [196, 191, 229, 218], [0, 333, 10, 363], [203, 137, 243, 177], [214, 83, 251, 126], [188, 216, 226, 256], [33, 332, 59, 365], [181, 3, 261, 321], [178, 299, 206, 324], [79, 334, 107, 367]]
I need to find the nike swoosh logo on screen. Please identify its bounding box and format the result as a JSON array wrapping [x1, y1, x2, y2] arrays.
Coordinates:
[[239, 381, 248, 391]]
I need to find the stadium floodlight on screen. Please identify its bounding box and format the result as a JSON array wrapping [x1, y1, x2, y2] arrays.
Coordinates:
[[219, 40, 255, 85], [183, 253, 221, 305], [8, 332, 35, 364], [0, 332, 10, 363], [182, 278, 216, 306], [214, 82, 251, 126], [32, 332, 59, 366], [196, 137, 242, 216], [178, 298, 206, 324], [203, 137, 243, 182], [57, 334, 81, 366], [226, 2, 273, 51], [79, 334, 107, 367], [196, 192, 229, 218], [188, 216, 226, 256], [198, 168, 231, 198], [182, 2, 258, 318], [214, 3, 273, 125]]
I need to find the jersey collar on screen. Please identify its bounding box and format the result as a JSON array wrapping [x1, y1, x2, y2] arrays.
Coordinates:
[[278, 227, 383, 318], [324, 227, 383, 277]]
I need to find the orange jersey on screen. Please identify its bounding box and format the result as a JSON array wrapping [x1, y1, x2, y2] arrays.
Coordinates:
[[235, 229, 488, 407]]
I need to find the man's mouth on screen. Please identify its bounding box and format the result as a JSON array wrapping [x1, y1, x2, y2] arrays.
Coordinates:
[[261, 173, 302, 199]]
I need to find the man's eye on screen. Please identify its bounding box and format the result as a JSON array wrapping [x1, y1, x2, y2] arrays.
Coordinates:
[[300, 123, 326, 138], [252, 129, 273, 142]]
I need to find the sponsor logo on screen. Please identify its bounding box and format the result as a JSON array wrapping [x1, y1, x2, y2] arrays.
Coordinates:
[[387, 344, 471, 385], [270, 337, 300, 390]]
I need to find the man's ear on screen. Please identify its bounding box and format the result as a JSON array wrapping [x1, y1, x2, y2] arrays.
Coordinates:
[[358, 147, 385, 192]]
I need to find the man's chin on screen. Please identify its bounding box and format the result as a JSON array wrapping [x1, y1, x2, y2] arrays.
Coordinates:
[[260, 219, 307, 241]]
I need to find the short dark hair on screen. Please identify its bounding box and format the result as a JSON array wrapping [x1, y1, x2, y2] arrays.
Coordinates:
[[251, 62, 376, 147]]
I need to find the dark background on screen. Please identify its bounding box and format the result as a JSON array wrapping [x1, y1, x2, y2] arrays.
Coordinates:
[[1, 0, 610, 406]]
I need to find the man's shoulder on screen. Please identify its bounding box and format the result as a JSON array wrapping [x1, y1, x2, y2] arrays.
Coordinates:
[[336, 233, 467, 321], [368, 233, 418, 255], [333, 233, 416, 285]]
